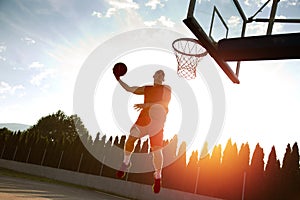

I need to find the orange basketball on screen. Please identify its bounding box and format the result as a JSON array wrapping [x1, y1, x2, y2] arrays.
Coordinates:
[[113, 62, 127, 77]]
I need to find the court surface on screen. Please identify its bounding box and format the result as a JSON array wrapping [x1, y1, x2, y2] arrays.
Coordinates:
[[0, 175, 130, 200]]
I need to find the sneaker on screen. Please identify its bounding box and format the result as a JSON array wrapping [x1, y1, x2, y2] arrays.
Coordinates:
[[152, 178, 161, 194], [116, 162, 131, 179]]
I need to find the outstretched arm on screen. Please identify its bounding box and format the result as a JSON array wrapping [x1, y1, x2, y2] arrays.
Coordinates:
[[118, 79, 144, 94]]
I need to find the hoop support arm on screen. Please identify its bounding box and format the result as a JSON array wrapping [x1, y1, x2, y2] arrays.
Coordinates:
[[183, 17, 240, 84]]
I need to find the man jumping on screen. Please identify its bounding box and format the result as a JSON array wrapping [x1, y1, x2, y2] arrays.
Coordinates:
[[114, 69, 171, 194]]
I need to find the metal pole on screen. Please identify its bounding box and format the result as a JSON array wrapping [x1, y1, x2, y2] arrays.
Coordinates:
[[41, 149, 47, 166], [187, 0, 196, 18], [247, 0, 271, 22], [125, 168, 130, 181], [12, 146, 18, 161], [77, 153, 83, 172], [99, 155, 105, 176], [253, 18, 300, 23], [58, 151, 64, 169], [236, 61, 241, 77], [1, 145, 5, 158], [267, 0, 280, 35], [26, 147, 31, 163], [242, 171, 247, 200], [194, 166, 200, 194]]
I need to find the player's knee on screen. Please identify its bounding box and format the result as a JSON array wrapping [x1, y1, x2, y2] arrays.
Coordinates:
[[151, 146, 163, 155], [130, 126, 140, 138]]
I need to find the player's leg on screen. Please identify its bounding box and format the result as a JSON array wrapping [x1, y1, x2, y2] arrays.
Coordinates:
[[116, 125, 141, 178], [123, 133, 139, 164], [149, 130, 164, 193], [151, 145, 163, 179]]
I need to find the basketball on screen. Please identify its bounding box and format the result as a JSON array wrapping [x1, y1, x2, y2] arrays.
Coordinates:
[[113, 62, 127, 77]]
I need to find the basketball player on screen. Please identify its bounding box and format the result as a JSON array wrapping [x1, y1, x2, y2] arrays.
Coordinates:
[[114, 69, 171, 194]]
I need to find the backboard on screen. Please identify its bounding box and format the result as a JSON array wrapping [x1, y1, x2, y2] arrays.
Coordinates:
[[184, 0, 300, 84]]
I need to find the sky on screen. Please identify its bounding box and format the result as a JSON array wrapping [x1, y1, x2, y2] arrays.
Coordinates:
[[0, 0, 300, 163]]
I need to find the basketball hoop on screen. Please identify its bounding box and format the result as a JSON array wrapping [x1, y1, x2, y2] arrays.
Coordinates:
[[172, 38, 208, 80]]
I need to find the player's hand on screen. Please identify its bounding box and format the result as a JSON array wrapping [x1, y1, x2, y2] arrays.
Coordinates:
[[113, 72, 120, 81], [134, 104, 143, 111], [134, 103, 149, 111]]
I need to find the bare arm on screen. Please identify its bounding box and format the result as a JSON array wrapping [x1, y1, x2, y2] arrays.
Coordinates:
[[118, 79, 144, 94]]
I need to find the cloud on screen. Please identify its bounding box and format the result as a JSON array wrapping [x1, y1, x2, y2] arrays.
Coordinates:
[[29, 61, 44, 69], [276, 15, 287, 20], [281, 0, 300, 6], [243, 0, 299, 10], [158, 16, 175, 27], [92, 0, 139, 18], [228, 16, 241, 27], [246, 23, 268, 35], [243, 0, 250, 6], [243, 0, 266, 7], [109, 0, 139, 10], [92, 11, 102, 18], [145, 0, 165, 10], [0, 81, 25, 98], [0, 56, 6, 61], [30, 69, 56, 86], [21, 37, 36, 45], [0, 45, 7, 61], [105, 8, 117, 18], [144, 16, 175, 28], [0, 45, 6, 53], [196, 0, 208, 4], [144, 20, 157, 27]]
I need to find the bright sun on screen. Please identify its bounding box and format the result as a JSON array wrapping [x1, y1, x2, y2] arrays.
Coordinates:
[[220, 60, 300, 162]]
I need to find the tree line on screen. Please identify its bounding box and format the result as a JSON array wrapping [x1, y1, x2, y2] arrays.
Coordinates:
[[0, 110, 299, 200]]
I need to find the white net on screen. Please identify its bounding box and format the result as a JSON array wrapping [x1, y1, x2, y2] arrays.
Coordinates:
[[172, 38, 207, 80]]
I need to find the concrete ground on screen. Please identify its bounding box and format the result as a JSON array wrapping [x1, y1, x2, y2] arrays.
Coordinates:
[[0, 175, 131, 200]]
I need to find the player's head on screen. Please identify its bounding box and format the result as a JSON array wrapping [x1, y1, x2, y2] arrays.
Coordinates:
[[153, 70, 165, 84]]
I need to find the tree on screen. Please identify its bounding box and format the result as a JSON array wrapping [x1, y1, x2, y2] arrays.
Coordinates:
[[265, 146, 280, 199], [0, 128, 13, 158], [238, 143, 250, 200], [246, 143, 265, 200], [185, 150, 199, 193], [282, 143, 300, 199], [282, 143, 292, 172], [290, 143, 300, 198], [71, 114, 89, 139], [265, 146, 280, 173], [27, 110, 79, 145], [222, 139, 238, 168], [290, 143, 299, 175], [238, 143, 250, 172], [164, 140, 187, 191], [207, 144, 222, 197], [197, 143, 215, 197], [221, 139, 240, 199]]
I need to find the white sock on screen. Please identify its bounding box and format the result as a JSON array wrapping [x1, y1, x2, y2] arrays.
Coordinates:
[[154, 169, 162, 179], [123, 155, 131, 165]]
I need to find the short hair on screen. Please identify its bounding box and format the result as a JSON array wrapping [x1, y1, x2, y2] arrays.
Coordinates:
[[157, 70, 165, 78]]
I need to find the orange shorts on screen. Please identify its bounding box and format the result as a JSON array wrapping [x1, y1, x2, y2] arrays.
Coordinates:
[[131, 105, 167, 149], [131, 123, 164, 149]]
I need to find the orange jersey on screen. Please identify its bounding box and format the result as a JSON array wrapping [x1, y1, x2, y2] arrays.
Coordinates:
[[136, 85, 171, 126], [144, 85, 171, 109]]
